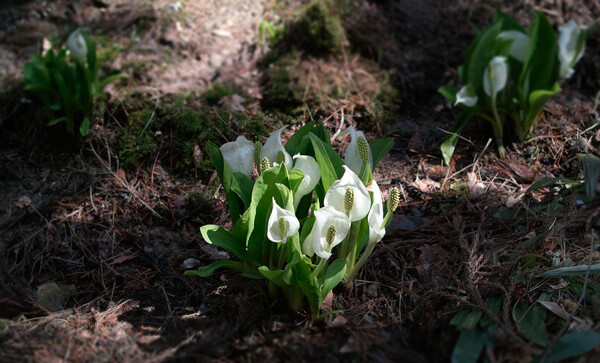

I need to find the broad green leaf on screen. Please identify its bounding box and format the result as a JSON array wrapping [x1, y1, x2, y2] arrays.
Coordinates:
[[451, 328, 486, 363], [285, 121, 315, 155], [441, 110, 474, 165], [542, 331, 600, 363], [258, 266, 287, 288], [451, 309, 483, 330], [544, 264, 600, 277], [519, 12, 557, 99], [246, 164, 290, 265], [185, 260, 250, 277], [579, 153, 600, 199], [230, 172, 253, 210], [493, 10, 526, 32], [466, 21, 502, 97], [480, 297, 502, 327], [308, 133, 339, 191], [200, 224, 248, 261], [288, 169, 305, 195], [525, 176, 581, 194], [438, 85, 459, 103], [79, 117, 90, 136], [207, 142, 245, 224], [322, 259, 346, 299], [521, 83, 560, 139], [369, 138, 394, 168], [512, 301, 547, 346]]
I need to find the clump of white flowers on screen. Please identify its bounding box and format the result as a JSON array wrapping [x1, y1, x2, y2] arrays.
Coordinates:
[[439, 11, 587, 163], [186, 122, 396, 319]]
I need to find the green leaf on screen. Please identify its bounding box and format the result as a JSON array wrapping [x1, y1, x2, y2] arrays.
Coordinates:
[[512, 301, 547, 346], [258, 266, 287, 288], [47, 117, 69, 126], [285, 121, 315, 155], [438, 85, 459, 103], [542, 331, 600, 363], [466, 21, 503, 97], [79, 117, 90, 136], [544, 264, 600, 277], [441, 110, 474, 165], [451, 328, 486, 363], [308, 133, 340, 191], [521, 83, 560, 139], [98, 73, 128, 90], [519, 12, 557, 98], [230, 172, 253, 211], [207, 142, 245, 224], [451, 309, 483, 330], [322, 259, 346, 299], [525, 176, 581, 194], [493, 10, 526, 32], [185, 260, 250, 277], [200, 224, 248, 261], [579, 153, 600, 199], [368, 138, 394, 168]]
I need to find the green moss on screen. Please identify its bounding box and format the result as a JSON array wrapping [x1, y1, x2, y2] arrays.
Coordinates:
[[117, 109, 158, 169], [261, 53, 303, 112], [202, 83, 234, 105], [92, 35, 124, 64], [288, 0, 347, 54]]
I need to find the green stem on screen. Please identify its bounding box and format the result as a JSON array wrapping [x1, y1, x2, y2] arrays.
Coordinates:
[[338, 232, 350, 262], [358, 161, 366, 180], [312, 257, 328, 278], [344, 221, 361, 277], [490, 91, 505, 159], [277, 242, 287, 270], [344, 241, 377, 287]]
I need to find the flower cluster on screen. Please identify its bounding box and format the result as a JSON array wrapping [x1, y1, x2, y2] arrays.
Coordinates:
[[439, 11, 586, 163], [186, 121, 396, 319]]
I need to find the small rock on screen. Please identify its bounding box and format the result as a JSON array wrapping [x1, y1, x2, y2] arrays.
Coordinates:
[[182, 258, 200, 270]]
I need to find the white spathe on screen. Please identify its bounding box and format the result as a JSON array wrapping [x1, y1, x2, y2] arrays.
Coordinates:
[[220, 135, 255, 176], [291, 155, 320, 208], [67, 29, 87, 61], [267, 198, 300, 243], [558, 20, 585, 80], [455, 84, 478, 107], [483, 56, 508, 97], [367, 181, 385, 244], [260, 126, 293, 170], [324, 165, 371, 222], [498, 30, 530, 63], [343, 126, 373, 175], [303, 205, 350, 259]]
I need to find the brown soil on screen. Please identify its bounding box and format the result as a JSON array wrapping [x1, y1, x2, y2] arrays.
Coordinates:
[[1, 0, 600, 362]]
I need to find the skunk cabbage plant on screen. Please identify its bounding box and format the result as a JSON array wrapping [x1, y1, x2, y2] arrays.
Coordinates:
[[186, 122, 397, 319]]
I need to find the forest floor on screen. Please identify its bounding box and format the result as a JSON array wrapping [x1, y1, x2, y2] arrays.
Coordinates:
[[1, 0, 600, 361]]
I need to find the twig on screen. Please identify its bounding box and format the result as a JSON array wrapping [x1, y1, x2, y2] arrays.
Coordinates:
[[539, 231, 597, 363], [89, 143, 162, 218]]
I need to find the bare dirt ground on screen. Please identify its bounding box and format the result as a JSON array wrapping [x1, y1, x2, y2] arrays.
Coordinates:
[[1, 0, 600, 361]]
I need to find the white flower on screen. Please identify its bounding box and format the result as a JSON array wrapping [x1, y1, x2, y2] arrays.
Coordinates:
[[455, 84, 478, 107], [220, 135, 255, 176], [291, 155, 320, 208], [67, 29, 87, 61], [302, 205, 350, 259], [483, 56, 508, 97], [267, 198, 300, 243], [343, 126, 373, 175], [260, 126, 293, 170], [366, 181, 385, 244], [558, 20, 585, 80], [498, 30, 530, 63], [324, 165, 371, 222]]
